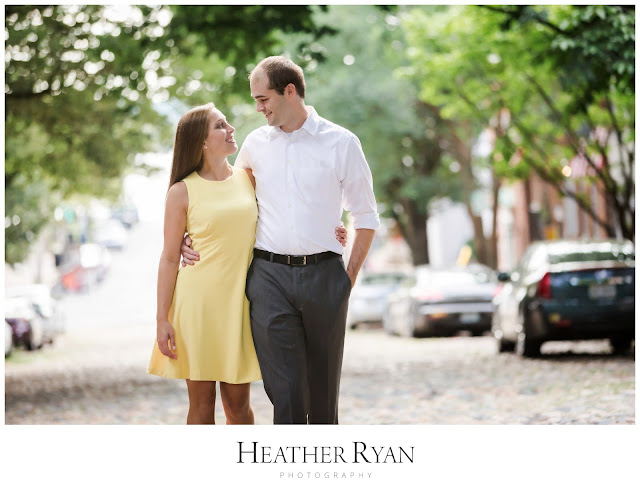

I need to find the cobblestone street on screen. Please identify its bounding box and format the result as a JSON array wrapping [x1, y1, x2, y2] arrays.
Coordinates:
[[4, 221, 635, 425], [5, 329, 634, 425]]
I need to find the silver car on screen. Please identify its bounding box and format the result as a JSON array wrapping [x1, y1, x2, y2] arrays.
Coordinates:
[[383, 265, 498, 337], [346, 271, 407, 330]]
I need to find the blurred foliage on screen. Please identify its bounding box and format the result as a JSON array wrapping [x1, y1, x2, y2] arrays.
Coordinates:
[[6, 4, 634, 267], [402, 5, 635, 240], [284, 5, 462, 264], [168, 6, 335, 73], [4, 5, 332, 264], [4, 175, 53, 266]]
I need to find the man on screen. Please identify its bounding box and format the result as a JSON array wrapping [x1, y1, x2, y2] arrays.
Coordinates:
[[181, 56, 379, 424]]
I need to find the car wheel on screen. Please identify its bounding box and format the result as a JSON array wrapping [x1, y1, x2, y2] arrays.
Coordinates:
[[497, 337, 516, 353], [515, 310, 541, 357], [25, 328, 43, 351], [516, 330, 541, 358], [404, 307, 419, 338], [610, 337, 633, 355], [401, 319, 414, 338]]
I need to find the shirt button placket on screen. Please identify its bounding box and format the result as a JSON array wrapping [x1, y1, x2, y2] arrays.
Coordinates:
[[286, 142, 295, 251]]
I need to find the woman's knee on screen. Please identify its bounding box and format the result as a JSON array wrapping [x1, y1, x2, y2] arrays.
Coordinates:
[[220, 384, 251, 415], [187, 381, 216, 410]]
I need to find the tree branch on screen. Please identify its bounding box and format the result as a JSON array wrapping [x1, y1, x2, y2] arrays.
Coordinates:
[[6, 90, 53, 100], [479, 5, 566, 35], [503, 112, 615, 236], [604, 95, 634, 183], [524, 72, 615, 193]]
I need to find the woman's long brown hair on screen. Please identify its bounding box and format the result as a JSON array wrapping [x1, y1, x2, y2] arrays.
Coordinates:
[[168, 102, 215, 189]]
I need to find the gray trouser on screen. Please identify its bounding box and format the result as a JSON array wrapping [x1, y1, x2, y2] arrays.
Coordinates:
[[245, 255, 352, 424]]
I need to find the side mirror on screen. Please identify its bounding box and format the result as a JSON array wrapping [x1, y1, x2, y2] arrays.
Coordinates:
[[497, 272, 511, 282]]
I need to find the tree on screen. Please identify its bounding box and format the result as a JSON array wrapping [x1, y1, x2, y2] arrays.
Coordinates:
[[5, 5, 173, 263], [402, 5, 635, 248], [4, 5, 333, 264], [489, 5, 635, 240]]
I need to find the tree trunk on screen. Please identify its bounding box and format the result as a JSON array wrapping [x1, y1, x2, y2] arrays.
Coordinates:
[[399, 198, 430, 265], [488, 170, 501, 269], [458, 159, 489, 265], [447, 121, 490, 265]]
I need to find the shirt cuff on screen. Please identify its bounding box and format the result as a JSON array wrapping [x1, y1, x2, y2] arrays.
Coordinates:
[[352, 212, 380, 230]]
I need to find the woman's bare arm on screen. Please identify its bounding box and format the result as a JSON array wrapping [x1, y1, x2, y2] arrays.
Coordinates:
[[156, 182, 188, 359]]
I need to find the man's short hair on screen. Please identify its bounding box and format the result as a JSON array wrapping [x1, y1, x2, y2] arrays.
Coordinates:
[[251, 56, 306, 99]]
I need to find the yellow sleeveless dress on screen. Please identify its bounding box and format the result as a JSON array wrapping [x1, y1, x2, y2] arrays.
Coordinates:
[[147, 167, 261, 383]]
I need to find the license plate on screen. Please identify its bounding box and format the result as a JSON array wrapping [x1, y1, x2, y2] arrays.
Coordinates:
[[588, 285, 616, 299], [460, 313, 480, 323]]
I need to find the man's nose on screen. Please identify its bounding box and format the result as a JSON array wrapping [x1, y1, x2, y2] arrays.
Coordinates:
[[256, 102, 264, 112]]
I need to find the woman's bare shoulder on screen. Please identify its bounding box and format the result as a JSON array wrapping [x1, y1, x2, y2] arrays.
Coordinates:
[[166, 181, 188, 208]]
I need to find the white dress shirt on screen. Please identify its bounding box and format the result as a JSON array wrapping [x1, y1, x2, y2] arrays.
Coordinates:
[[235, 106, 380, 255]]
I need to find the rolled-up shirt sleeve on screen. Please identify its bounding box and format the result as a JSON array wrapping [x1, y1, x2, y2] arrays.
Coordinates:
[[340, 135, 380, 230]]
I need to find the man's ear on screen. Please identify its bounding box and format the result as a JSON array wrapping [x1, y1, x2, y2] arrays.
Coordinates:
[[285, 83, 296, 97]]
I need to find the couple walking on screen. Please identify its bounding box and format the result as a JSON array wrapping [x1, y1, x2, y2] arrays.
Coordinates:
[[147, 56, 379, 425]]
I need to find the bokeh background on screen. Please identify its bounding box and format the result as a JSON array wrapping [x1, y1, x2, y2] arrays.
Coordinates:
[[5, 5, 634, 278]]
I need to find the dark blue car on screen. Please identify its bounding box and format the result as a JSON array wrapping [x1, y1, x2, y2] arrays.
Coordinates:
[[492, 239, 635, 357]]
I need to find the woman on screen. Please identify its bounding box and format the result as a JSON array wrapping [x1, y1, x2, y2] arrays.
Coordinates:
[[148, 103, 347, 424]]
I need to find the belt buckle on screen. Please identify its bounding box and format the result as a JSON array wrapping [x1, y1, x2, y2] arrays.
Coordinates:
[[302, 256, 307, 266], [286, 255, 291, 265]]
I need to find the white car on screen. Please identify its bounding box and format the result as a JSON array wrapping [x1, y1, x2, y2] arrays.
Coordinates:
[[4, 296, 46, 350], [5, 284, 64, 344], [346, 271, 407, 330]]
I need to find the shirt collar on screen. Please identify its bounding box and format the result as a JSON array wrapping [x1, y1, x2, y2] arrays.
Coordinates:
[[301, 106, 320, 136], [266, 106, 320, 141]]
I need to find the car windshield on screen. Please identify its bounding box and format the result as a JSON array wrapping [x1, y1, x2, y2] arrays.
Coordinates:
[[548, 243, 635, 264]]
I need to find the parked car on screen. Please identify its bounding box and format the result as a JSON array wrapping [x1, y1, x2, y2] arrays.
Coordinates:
[[4, 296, 47, 350], [95, 218, 127, 250], [383, 264, 498, 338], [5, 321, 13, 357], [60, 243, 111, 292], [346, 271, 407, 330], [492, 239, 635, 357], [5, 284, 65, 340], [111, 204, 139, 229]]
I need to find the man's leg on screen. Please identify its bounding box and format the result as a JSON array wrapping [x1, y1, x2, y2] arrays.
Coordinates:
[[246, 258, 309, 424], [299, 257, 351, 424]]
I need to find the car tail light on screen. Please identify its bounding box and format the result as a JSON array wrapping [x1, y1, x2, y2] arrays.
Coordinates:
[[536, 272, 552, 299]]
